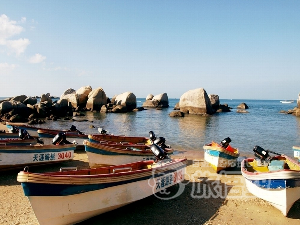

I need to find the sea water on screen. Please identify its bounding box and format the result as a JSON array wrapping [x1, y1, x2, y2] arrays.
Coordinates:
[[1, 97, 300, 157]]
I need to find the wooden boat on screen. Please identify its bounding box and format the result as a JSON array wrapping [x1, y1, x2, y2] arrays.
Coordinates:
[[84, 140, 166, 167], [0, 144, 75, 171], [293, 146, 300, 162], [6, 122, 40, 137], [203, 137, 239, 172], [0, 138, 37, 146], [241, 153, 300, 216], [17, 158, 187, 225], [0, 132, 20, 139], [88, 134, 151, 145], [37, 128, 87, 139]]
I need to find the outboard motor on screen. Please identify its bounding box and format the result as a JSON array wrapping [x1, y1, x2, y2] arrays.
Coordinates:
[[149, 131, 156, 142], [98, 128, 107, 134], [149, 131, 170, 162], [52, 132, 72, 145], [53, 133, 64, 145], [220, 137, 231, 148], [10, 125, 19, 133], [253, 145, 271, 162], [19, 129, 32, 140], [154, 137, 170, 149], [150, 143, 169, 161], [69, 125, 77, 131]]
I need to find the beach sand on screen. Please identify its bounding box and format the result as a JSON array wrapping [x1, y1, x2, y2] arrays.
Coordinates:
[[0, 123, 300, 225]]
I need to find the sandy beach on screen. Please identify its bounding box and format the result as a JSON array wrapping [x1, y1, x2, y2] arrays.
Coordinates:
[[0, 124, 300, 225]]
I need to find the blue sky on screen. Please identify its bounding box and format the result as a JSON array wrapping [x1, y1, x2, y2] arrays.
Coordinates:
[[1, 1, 299, 99]]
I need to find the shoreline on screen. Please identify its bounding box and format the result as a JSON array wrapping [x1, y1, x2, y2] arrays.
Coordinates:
[[0, 124, 300, 224]]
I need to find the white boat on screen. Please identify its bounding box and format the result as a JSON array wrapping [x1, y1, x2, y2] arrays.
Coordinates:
[[17, 158, 187, 225], [0, 144, 75, 170], [280, 100, 294, 104], [241, 149, 300, 216], [203, 137, 239, 172]]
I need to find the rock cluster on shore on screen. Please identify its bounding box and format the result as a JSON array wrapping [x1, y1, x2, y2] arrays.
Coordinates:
[[2, 86, 299, 124]]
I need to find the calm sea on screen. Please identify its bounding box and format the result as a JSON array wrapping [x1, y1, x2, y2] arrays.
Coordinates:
[[1, 97, 300, 158]]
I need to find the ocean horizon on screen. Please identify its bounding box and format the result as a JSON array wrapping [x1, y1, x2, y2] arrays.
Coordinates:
[[1, 97, 299, 158]]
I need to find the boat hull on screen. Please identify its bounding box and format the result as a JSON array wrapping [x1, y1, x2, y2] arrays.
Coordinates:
[[203, 141, 239, 172], [0, 145, 75, 170], [6, 122, 39, 137], [88, 134, 150, 145], [84, 141, 156, 167], [241, 156, 300, 216], [244, 178, 300, 216], [18, 159, 186, 225], [0, 132, 20, 139]]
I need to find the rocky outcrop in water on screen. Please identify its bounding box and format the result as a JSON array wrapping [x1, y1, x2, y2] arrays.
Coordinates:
[[209, 94, 220, 111], [279, 93, 300, 117], [178, 88, 213, 115], [237, 102, 249, 109], [86, 87, 107, 111], [142, 93, 169, 108]]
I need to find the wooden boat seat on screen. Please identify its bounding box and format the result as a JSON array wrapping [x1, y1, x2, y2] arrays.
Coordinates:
[[248, 160, 269, 172], [268, 160, 286, 171]]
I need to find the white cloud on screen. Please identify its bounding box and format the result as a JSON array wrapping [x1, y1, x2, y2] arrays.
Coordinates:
[[0, 14, 24, 44], [6, 38, 30, 56], [0, 62, 18, 73], [29, 53, 46, 63]]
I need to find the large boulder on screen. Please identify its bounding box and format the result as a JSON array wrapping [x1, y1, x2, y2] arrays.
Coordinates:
[[86, 87, 107, 111], [179, 88, 213, 115], [237, 103, 249, 109], [113, 92, 137, 112], [76, 86, 92, 107], [209, 94, 220, 110], [60, 88, 77, 108], [297, 93, 300, 108], [0, 101, 14, 114], [142, 93, 169, 108], [41, 93, 52, 104], [11, 95, 27, 103], [0, 100, 32, 121], [52, 99, 72, 117], [23, 96, 37, 105], [146, 94, 154, 100]]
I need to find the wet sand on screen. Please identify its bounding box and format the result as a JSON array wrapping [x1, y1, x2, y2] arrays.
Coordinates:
[[0, 124, 300, 225]]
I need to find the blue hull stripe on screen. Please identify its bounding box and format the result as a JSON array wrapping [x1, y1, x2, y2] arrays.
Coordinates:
[[6, 124, 37, 131], [205, 149, 238, 160], [21, 165, 186, 197], [248, 178, 300, 189], [88, 138, 98, 143]]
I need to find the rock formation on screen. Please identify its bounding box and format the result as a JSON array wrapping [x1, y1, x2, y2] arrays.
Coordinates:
[[86, 87, 107, 111], [142, 93, 169, 108], [178, 88, 213, 115]]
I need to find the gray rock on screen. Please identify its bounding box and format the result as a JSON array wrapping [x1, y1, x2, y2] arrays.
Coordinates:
[[146, 94, 154, 100], [169, 111, 184, 117], [86, 87, 107, 111], [113, 92, 137, 111], [209, 94, 220, 110], [76, 86, 92, 107], [142, 93, 169, 108], [237, 103, 249, 109], [179, 88, 213, 115]]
